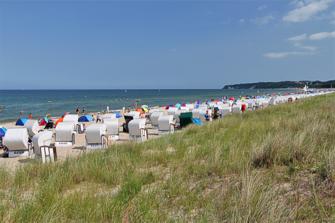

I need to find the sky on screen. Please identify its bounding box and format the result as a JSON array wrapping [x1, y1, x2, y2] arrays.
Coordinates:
[[0, 0, 334, 89]]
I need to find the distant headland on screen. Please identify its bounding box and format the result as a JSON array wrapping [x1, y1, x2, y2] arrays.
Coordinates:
[[222, 80, 335, 89]]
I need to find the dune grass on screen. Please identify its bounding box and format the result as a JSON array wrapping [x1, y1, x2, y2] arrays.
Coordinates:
[[1, 93, 335, 222]]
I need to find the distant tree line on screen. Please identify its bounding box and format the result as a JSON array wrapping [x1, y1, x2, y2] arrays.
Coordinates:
[[222, 80, 335, 89]]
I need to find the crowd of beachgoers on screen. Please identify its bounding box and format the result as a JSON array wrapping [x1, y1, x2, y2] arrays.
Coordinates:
[[0, 89, 333, 170]]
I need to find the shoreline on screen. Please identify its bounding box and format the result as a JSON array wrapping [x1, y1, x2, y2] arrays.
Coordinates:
[[0, 88, 307, 123]]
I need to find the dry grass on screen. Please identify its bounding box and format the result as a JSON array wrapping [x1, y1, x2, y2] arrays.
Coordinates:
[[0, 93, 335, 222]]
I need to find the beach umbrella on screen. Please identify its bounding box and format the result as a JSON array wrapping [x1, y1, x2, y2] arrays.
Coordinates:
[[39, 117, 48, 126], [229, 97, 235, 101], [16, 118, 28, 126], [0, 127, 7, 137], [55, 117, 64, 126], [78, 115, 93, 122], [141, 105, 149, 113], [175, 103, 181, 109], [115, 112, 122, 118]]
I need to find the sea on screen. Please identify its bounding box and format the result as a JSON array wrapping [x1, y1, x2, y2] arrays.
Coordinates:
[[0, 89, 298, 122]]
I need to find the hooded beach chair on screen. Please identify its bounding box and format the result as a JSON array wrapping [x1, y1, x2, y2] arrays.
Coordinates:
[[179, 112, 193, 128], [150, 111, 163, 127], [102, 113, 117, 120], [231, 105, 241, 113], [3, 128, 31, 158], [32, 131, 55, 163], [85, 124, 108, 149], [123, 111, 140, 133], [220, 107, 231, 117], [103, 118, 120, 141], [55, 122, 76, 147], [63, 114, 80, 132], [128, 119, 148, 141], [24, 120, 41, 139], [158, 115, 175, 134]]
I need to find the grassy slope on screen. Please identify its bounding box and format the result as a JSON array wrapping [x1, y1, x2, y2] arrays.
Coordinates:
[[1, 94, 335, 222]]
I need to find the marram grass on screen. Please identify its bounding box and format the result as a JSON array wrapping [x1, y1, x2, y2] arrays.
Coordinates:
[[1, 93, 335, 222]]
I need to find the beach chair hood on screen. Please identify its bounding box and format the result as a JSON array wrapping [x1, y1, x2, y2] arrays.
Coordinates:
[[3, 128, 29, 151]]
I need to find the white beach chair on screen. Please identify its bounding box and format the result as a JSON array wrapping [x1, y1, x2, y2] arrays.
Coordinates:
[[103, 119, 120, 141], [231, 105, 241, 113], [102, 113, 117, 120], [85, 124, 108, 149], [3, 128, 31, 158], [63, 114, 80, 132], [220, 107, 231, 117], [126, 111, 140, 119], [63, 114, 79, 124], [158, 115, 175, 134], [55, 122, 76, 147], [32, 131, 55, 163], [24, 120, 41, 138], [128, 119, 148, 142], [150, 111, 163, 127]]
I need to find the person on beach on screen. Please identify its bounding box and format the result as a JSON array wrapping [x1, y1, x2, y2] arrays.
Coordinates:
[[205, 110, 210, 121], [241, 104, 247, 113], [76, 107, 80, 114], [82, 107, 86, 114], [96, 113, 102, 123], [28, 113, 33, 119]]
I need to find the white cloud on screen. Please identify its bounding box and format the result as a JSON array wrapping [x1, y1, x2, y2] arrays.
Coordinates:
[[251, 15, 274, 25], [283, 0, 334, 22], [290, 0, 305, 8], [264, 51, 315, 59], [288, 33, 308, 41], [309, 31, 335, 39], [257, 5, 267, 11], [293, 42, 318, 51]]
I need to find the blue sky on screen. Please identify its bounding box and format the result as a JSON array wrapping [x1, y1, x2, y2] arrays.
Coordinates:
[[0, 0, 334, 89]]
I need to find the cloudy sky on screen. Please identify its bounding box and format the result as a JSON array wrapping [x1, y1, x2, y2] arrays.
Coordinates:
[[0, 0, 334, 89]]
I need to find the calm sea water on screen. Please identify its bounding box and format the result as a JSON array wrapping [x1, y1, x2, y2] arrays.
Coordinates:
[[0, 89, 296, 122]]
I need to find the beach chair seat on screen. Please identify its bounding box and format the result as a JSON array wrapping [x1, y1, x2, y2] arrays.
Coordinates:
[[158, 115, 175, 134], [85, 124, 107, 149], [55, 122, 76, 147], [3, 128, 31, 158], [32, 131, 56, 163], [128, 119, 147, 142]]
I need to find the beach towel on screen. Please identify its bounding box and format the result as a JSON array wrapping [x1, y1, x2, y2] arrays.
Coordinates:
[[192, 118, 203, 126]]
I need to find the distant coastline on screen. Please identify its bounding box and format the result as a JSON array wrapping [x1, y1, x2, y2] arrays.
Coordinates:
[[223, 80, 335, 89]]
